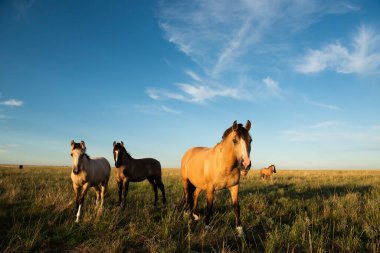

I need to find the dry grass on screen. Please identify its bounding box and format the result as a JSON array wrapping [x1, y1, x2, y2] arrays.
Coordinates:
[[1, 166, 380, 252]]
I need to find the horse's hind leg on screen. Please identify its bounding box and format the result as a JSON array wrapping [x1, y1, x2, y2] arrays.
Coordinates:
[[93, 186, 101, 207], [147, 177, 158, 206], [99, 181, 108, 213], [182, 179, 195, 214], [156, 177, 166, 205]]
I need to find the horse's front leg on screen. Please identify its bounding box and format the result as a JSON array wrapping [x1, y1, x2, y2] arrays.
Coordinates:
[[204, 187, 214, 229], [192, 188, 202, 221], [122, 178, 129, 210], [73, 183, 80, 213], [229, 184, 243, 236], [76, 183, 90, 223]]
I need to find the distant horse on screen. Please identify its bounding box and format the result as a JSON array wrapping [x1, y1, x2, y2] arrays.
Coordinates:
[[181, 120, 252, 236], [113, 141, 166, 208], [260, 165, 276, 179], [70, 140, 111, 223]]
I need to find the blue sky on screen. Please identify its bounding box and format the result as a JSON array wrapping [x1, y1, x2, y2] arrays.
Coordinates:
[[1, 0, 379, 169]]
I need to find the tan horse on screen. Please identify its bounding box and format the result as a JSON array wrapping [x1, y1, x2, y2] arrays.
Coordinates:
[[259, 164, 276, 179], [113, 141, 166, 208], [181, 120, 252, 236], [70, 140, 111, 223]]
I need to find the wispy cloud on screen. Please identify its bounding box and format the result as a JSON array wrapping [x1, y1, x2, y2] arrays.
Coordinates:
[[152, 0, 357, 106], [303, 96, 341, 110], [295, 25, 380, 74], [0, 143, 19, 153], [146, 73, 283, 104], [282, 122, 380, 142], [13, 0, 35, 21], [262, 77, 283, 98], [310, 120, 346, 129], [0, 99, 24, 107], [134, 103, 181, 115]]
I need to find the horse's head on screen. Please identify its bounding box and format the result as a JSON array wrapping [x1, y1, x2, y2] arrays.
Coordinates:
[[226, 120, 252, 175], [271, 165, 277, 173], [113, 141, 124, 168], [70, 140, 86, 175]]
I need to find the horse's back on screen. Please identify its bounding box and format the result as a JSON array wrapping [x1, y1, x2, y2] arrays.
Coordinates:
[[130, 157, 162, 181], [90, 157, 111, 182]]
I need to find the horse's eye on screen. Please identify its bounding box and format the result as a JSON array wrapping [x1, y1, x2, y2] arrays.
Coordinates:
[[233, 138, 238, 144], [70, 153, 73, 157]]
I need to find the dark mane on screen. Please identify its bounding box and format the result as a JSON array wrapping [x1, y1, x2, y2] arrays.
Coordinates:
[[73, 143, 90, 159], [122, 146, 133, 160], [222, 123, 247, 139], [114, 142, 133, 160]]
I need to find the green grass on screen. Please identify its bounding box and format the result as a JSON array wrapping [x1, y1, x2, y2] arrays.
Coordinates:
[[1, 166, 380, 252]]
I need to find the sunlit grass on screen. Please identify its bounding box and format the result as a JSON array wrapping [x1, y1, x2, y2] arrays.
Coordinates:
[[1, 166, 379, 252]]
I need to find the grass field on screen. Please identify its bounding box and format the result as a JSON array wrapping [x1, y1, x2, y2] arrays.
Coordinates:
[[1, 165, 380, 252]]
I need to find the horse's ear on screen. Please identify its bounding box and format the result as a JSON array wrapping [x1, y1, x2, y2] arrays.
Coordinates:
[[232, 120, 238, 131], [70, 140, 75, 148], [245, 120, 251, 131], [113, 141, 116, 147], [121, 141, 124, 147], [80, 140, 86, 150]]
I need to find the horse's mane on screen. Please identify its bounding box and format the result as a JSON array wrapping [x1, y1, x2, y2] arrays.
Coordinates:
[[114, 143, 133, 160], [72, 143, 90, 159], [222, 123, 246, 139], [122, 146, 133, 160]]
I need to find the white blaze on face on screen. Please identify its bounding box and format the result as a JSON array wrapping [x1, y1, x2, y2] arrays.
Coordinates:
[[114, 150, 119, 163], [72, 150, 80, 169], [240, 139, 251, 169]]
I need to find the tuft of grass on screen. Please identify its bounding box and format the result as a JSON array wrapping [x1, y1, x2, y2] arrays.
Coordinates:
[[1, 166, 380, 252]]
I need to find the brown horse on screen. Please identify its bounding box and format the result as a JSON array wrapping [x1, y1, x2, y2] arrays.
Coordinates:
[[70, 140, 111, 223], [181, 120, 252, 236], [113, 141, 166, 208], [259, 164, 276, 179]]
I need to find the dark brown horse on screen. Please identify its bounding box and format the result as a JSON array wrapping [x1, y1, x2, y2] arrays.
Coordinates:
[[181, 120, 252, 236], [113, 141, 166, 208]]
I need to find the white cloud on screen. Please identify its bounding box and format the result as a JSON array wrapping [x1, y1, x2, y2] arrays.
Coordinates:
[[134, 103, 180, 115], [185, 70, 203, 82], [0, 99, 24, 107], [13, 0, 35, 21], [282, 122, 380, 142], [262, 77, 283, 97], [152, 0, 358, 106], [146, 75, 283, 104], [310, 121, 346, 129], [303, 96, 341, 110], [295, 25, 380, 74], [0, 143, 19, 153]]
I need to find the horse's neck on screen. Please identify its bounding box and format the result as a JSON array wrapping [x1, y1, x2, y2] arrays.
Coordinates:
[[83, 155, 91, 171], [217, 136, 237, 170], [122, 152, 132, 166]]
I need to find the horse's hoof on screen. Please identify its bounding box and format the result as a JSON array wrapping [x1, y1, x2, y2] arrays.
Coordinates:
[[192, 213, 200, 221], [236, 226, 244, 237]]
